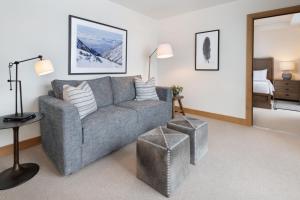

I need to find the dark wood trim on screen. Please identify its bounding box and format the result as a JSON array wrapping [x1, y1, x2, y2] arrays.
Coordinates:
[[252, 57, 274, 109], [176, 106, 248, 126], [172, 96, 185, 118], [0, 136, 41, 157], [246, 5, 300, 126], [68, 15, 128, 75], [195, 29, 220, 71], [253, 57, 274, 82]]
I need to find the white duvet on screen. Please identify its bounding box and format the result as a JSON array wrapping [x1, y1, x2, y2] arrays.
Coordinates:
[[253, 80, 275, 95]]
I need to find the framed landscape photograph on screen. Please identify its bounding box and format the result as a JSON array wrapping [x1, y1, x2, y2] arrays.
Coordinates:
[[69, 15, 127, 74], [195, 30, 219, 71]]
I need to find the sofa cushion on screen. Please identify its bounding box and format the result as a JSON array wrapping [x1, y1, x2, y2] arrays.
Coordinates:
[[52, 79, 78, 99], [118, 100, 171, 132], [81, 105, 138, 148], [134, 77, 159, 101], [111, 75, 140, 104], [63, 81, 97, 119], [51, 76, 113, 108]]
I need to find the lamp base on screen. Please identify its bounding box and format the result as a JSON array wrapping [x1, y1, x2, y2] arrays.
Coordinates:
[[0, 163, 39, 190], [282, 72, 292, 80], [3, 112, 36, 123]]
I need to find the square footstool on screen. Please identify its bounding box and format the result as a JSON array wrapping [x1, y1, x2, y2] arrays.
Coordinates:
[[167, 117, 208, 165], [136, 127, 190, 197]]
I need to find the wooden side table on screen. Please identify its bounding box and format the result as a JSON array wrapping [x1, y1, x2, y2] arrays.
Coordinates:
[[0, 112, 43, 190], [172, 95, 185, 118], [273, 80, 300, 101]]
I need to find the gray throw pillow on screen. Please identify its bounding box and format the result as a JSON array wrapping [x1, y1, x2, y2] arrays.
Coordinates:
[[134, 77, 159, 101], [63, 81, 97, 119]]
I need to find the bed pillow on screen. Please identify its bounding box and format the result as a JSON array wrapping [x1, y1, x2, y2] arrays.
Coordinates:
[[63, 81, 97, 119], [253, 69, 268, 81], [134, 77, 159, 101]]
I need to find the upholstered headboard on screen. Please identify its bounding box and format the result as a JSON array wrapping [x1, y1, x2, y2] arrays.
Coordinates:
[[253, 57, 274, 82]]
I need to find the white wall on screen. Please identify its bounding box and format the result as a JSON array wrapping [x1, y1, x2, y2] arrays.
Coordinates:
[[0, 0, 158, 147], [254, 26, 300, 80], [157, 0, 300, 119]]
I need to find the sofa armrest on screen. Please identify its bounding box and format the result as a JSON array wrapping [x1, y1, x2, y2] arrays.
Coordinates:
[[156, 86, 173, 102], [39, 95, 82, 175]]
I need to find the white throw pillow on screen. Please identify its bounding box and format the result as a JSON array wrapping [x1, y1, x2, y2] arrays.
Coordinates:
[[63, 81, 97, 119], [253, 69, 268, 81], [134, 77, 159, 101]]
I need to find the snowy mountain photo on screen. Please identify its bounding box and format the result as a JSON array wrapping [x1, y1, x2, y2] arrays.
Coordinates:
[[69, 16, 127, 74]]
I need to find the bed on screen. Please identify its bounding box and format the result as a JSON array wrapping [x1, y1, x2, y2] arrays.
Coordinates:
[[253, 57, 275, 109]]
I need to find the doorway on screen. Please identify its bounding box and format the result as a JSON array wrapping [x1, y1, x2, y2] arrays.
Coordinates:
[[245, 5, 300, 130]]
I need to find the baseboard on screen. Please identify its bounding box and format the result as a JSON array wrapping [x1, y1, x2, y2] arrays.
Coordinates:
[[176, 106, 250, 126], [0, 136, 41, 157]]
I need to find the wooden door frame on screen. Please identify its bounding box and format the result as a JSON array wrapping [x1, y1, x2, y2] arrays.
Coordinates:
[[245, 5, 300, 126]]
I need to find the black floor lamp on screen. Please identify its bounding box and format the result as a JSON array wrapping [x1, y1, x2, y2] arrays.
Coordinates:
[[148, 43, 174, 80], [3, 55, 54, 122]]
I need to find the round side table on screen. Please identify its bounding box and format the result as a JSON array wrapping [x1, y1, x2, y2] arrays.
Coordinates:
[[0, 112, 43, 190]]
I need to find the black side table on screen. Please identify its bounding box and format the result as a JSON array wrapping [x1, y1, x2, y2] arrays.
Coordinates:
[[0, 112, 43, 190]]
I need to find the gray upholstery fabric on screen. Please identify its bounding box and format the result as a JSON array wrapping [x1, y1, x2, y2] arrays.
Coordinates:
[[137, 127, 190, 197], [51, 79, 78, 99], [118, 100, 171, 132], [51, 76, 113, 108], [111, 75, 140, 104], [48, 90, 55, 97], [81, 105, 138, 166], [39, 95, 83, 175], [39, 76, 173, 176], [156, 86, 173, 102], [167, 117, 208, 165]]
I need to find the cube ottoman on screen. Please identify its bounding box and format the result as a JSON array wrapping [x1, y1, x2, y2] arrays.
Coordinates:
[[167, 117, 208, 165], [136, 127, 190, 197]]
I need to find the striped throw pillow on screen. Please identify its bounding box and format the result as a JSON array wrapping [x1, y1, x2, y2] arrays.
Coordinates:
[[134, 77, 159, 101], [63, 81, 97, 119]]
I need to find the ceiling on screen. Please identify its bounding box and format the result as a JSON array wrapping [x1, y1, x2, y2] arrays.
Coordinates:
[[255, 13, 300, 31], [109, 0, 237, 19]]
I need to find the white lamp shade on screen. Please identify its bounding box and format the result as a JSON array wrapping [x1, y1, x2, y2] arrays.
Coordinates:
[[156, 43, 174, 59], [35, 59, 54, 76], [280, 61, 295, 71]]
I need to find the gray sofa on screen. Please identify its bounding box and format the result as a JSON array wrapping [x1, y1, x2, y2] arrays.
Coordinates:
[[39, 76, 172, 176]]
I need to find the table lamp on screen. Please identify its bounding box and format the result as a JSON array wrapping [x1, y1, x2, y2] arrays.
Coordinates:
[[280, 61, 295, 80], [148, 43, 173, 80], [3, 55, 54, 122]]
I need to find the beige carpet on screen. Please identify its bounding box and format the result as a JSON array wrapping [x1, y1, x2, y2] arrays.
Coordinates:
[[1, 115, 300, 200], [253, 107, 300, 135]]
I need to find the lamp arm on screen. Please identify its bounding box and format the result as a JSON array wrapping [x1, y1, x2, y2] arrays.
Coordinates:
[[148, 48, 157, 80], [149, 48, 157, 58], [12, 55, 43, 65]]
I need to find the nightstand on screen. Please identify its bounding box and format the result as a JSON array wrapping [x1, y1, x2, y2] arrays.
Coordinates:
[[274, 80, 300, 101]]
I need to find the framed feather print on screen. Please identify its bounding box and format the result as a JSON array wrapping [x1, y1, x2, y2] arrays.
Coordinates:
[[195, 30, 219, 71]]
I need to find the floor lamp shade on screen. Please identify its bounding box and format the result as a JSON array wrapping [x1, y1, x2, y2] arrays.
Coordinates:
[[148, 43, 174, 79], [157, 43, 174, 59], [35, 60, 54, 76]]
